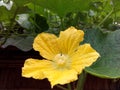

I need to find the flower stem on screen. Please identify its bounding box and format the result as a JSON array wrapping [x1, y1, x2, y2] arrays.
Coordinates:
[[76, 71, 87, 90], [56, 85, 68, 90], [60, 17, 65, 30], [67, 83, 72, 90]]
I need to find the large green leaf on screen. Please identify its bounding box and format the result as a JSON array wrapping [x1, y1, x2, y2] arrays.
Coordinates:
[[83, 29, 120, 78], [32, 0, 92, 17], [2, 36, 34, 51]]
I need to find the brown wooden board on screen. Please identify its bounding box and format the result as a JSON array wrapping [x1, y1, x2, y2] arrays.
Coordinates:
[[0, 46, 119, 90]]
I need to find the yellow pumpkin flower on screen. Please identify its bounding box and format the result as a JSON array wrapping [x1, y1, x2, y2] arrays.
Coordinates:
[[22, 26, 100, 88]]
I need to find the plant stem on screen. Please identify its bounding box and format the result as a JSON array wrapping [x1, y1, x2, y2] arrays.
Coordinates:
[[67, 83, 72, 90], [56, 85, 68, 90], [9, 7, 19, 31], [76, 71, 87, 90], [60, 17, 65, 30], [97, 8, 113, 27]]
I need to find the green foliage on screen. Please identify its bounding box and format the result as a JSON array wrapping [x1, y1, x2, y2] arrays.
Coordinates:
[[0, 5, 15, 21], [2, 35, 34, 51], [26, 3, 46, 17], [32, 0, 92, 17], [12, 0, 31, 6], [29, 14, 49, 33], [83, 29, 120, 78]]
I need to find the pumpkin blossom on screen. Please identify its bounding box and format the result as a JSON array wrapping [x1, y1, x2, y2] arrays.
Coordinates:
[[22, 26, 100, 88]]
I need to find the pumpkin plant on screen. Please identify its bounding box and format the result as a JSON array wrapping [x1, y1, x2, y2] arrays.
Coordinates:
[[0, 0, 120, 90]]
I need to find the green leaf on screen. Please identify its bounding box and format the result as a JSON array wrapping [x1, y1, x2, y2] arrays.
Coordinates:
[[0, 1, 30, 22], [31, 14, 49, 33], [0, 6, 15, 21], [26, 3, 46, 17], [16, 14, 32, 29], [83, 29, 120, 78], [32, 0, 92, 17], [13, 0, 31, 7], [0, 0, 13, 10], [2, 36, 34, 51], [112, 0, 120, 10]]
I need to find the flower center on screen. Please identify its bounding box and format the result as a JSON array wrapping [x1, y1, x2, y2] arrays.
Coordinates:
[[53, 54, 71, 69]]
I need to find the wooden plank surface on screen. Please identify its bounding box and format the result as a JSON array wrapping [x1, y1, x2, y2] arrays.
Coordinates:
[[0, 46, 119, 90]]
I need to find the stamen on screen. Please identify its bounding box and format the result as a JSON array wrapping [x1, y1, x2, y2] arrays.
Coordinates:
[[60, 52, 62, 56], [53, 54, 71, 69]]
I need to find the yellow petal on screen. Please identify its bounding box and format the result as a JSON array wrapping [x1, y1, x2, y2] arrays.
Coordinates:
[[71, 44, 100, 73], [33, 33, 60, 60], [58, 26, 84, 55], [44, 69, 78, 88], [22, 58, 52, 79]]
